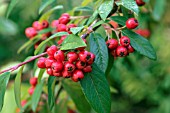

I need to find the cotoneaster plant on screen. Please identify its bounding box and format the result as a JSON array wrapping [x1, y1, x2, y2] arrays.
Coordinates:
[[0, 0, 157, 113]]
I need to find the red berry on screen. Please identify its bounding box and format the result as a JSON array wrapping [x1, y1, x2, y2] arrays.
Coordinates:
[[28, 86, 35, 96], [57, 39, 63, 45], [37, 57, 46, 68], [120, 36, 130, 47], [67, 52, 78, 63], [52, 62, 63, 72], [47, 68, 53, 75], [62, 69, 72, 78], [76, 39, 87, 50], [54, 50, 65, 61], [51, 20, 59, 28], [106, 39, 118, 50], [135, 29, 150, 38], [126, 18, 138, 29], [32, 21, 43, 30], [45, 58, 55, 68], [72, 70, 84, 82], [42, 32, 51, 39], [57, 24, 67, 32], [136, 0, 145, 6], [59, 16, 70, 25], [87, 52, 95, 65], [78, 50, 89, 62], [67, 24, 77, 34], [21, 100, 27, 107], [29, 77, 38, 86], [127, 45, 135, 53], [83, 65, 92, 73], [61, 13, 70, 18], [61, 35, 67, 40], [47, 45, 58, 57], [116, 46, 128, 57], [25, 27, 37, 38], [64, 62, 76, 73], [41, 20, 49, 29], [53, 71, 62, 77], [76, 61, 86, 69], [111, 50, 117, 57]]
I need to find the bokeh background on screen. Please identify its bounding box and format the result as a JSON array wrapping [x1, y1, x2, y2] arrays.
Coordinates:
[[0, 0, 170, 113]]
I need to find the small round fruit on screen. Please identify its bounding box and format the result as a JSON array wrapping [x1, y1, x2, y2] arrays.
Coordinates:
[[47, 68, 53, 75], [21, 100, 27, 107], [61, 13, 70, 18], [53, 71, 62, 77], [136, 0, 145, 6], [54, 50, 65, 61], [47, 45, 58, 57], [78, 50, 89, 62], [72, 70, 84, 82], [127, 45, 135, 53], [67, 52, 78, 63], [32, 21, 43, 30], [29, 77, 38, 86], [135, 29, 150, 38], [76, 61, 86, 69], [67, 24, 77, 33], [41, 20, 49, 29], [111, 50, 117, 57], [106, 39, 118, 50], [52, 62, 63, 72], [57, 24, 67, 32], [28, 86, 35, 96], [64, 62, 76, 73], [120, 36, 130, 47], [59, 16, 70, 25], [45, 58, 55, 68], [126, 18, 138, 29], [51, 20, 59, 28], [116, 46, 128, 57], [62, 70, 72, 78], [25, 27, 37, 38], [87, 52, 95, 65], [83, 65, 92, 73], [37, 57, 46, 68]]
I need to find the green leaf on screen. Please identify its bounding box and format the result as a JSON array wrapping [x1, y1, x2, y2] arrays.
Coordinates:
[[62, 79, 91, 113], [6, 0, 20, 18], [55, 99, 68, 113], [87, 10, 98, 26], [75, 6, 93, 12], [98, 0, 114, 21], [116, 0, 139, 15], [122, 29, 157, 60], [109, 16, 127, 26], [48, 76, 56, 110], [70, 26, 84, 35], [0, 72, 11, 111], [89, 33, 108, 73], [60, 34, 87, 50], [38, 27, 54, 35], [80, 63, 111, 113], [34, 32, 68, 55], [105, 53, 114, 76], [38, 69, 45, 83], [39, 5, 63, 21], [31, 80, 44, 112], [39, 0, 56, 14], [92, 20, 105, 28]]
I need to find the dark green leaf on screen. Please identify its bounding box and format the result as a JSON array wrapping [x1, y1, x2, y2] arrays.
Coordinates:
[[122, 29, 157, 60], [6, 0, 20, 18], [80, 63, 111, 113], [70, 26, 84, 35], [98, 0, 114, 21], [92, 20, 105, 28], [31, 80, 44, 112], [34, 32, 68, 55], [60, 34, 86, 50], [48, 76, 56, 110], [87, 10, 98, 26], [75, 6, 93, 12], [109, 16, 127, 26], [90, 33, 108, 73], [62, 79, 91, 113], [39, 0, 56, 14], [38, 69, 45, 83], [105, 53, 114, 76], [55, 99, 67, 113], [0, 72, 11, 111]]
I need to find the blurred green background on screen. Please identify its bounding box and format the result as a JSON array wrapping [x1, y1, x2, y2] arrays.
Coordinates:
[[0, 0, 170, 113]]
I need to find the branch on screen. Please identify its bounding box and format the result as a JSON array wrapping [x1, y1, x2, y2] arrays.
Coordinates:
[[70, 15, 90, 20], [0, 52, 47, 74]]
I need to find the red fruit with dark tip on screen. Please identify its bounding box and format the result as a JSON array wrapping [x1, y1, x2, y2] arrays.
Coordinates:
[[41, 20, 49, 29], [28, 86, 35, 96], [87, 52, 95, 65], [76, 61, 86, 69], [136, 0, 145, 6], [61, 13, 70, 18], [37, 57, 46, 68], [51, 20, 59, 28], [116, 46, 128, 57], [52, 62, 63, 72], [62, 70, 72, 78], [72, 70, 84, 82], [57, 24, 67, 32], [120, 36, 130, 47], [59, 16, 70, 25], [127, 45, 135, 53], [45, 58, 55, 68], [83, 65, 92, 73], [78, 50, 89, 62], [67, 52, 78, 63], [106, 39, 118, 50], [32, 21, 43, 30], [47, 68, 53, 75], [53, 71, 62, 77], [126, 18, 138, 29], [25, 27, 37, 38], [64, 62, 76, 73], [47, 45, 58, 57], [54, 50, 65, 61], [76, 39, 87, 50], [29, 77, 38, 86]]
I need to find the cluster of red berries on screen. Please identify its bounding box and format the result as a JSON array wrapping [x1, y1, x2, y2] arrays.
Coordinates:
[[106, 36, 134, 57], [135, 0, 145, 6], [37, 45, 95, 82], [28, 77, 38, 95]]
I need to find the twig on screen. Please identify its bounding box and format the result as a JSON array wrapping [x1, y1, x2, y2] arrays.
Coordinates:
[[70, 15, 90, 20], [0, 52, 47, 74]]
